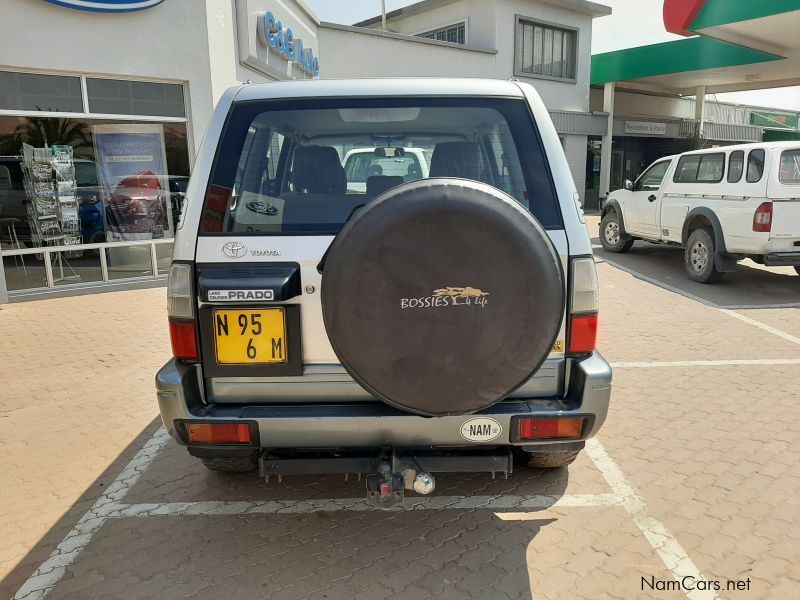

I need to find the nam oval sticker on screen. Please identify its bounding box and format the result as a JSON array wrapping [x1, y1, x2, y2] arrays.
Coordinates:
[[460, 417, 502, 442]]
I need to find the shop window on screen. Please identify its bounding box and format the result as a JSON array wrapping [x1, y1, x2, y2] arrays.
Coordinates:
[[515, 18, 576, 81], [86, 78, 185, 118], [0, 71, 83, 113], [727, 150, 744, 183], [779, 150, 800, 184], [746, 148, 765, 183], [419, 22, 466, 44]]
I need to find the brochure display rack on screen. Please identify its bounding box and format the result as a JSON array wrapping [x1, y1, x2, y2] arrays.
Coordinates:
[[21, 144, 81, 283]]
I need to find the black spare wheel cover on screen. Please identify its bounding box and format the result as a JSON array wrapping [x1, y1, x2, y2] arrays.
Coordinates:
[[321, 178, 564, 416]]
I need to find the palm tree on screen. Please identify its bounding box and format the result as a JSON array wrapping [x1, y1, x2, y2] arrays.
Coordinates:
[[14, 115, 91, 150]]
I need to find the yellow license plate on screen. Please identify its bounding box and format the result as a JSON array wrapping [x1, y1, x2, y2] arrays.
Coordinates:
[[213, 308, 287, 365]]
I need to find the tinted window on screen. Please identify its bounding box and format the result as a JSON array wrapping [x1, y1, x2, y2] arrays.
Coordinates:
[[673, 153, 724, 183], [727, 150, 744, 183], [201, 98, 562, 235], [86, 78, 185, 118], [635, 161, 669, 190], [746, 149, 765, 183], [779, 149, 800, 184], [0, 71, 83, 112]]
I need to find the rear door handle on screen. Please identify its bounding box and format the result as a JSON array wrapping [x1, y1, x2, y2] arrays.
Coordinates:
[[648, 195, 657, 202]]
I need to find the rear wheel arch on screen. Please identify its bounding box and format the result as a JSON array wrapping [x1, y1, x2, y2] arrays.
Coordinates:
[[682, 208, 727, 252]]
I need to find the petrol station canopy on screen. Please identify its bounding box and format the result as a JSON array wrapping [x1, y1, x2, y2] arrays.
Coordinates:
[[592, 0, 800, 96]]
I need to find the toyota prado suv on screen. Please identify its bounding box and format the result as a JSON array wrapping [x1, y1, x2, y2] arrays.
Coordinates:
[[157, 78, 611, 507]]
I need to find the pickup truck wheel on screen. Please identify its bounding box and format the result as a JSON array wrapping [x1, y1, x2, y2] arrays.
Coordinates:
[[201, 457, 258, 473], [685, 228, 725, 283], [514, 448, 580, 469], [600, 213, 634, 253]]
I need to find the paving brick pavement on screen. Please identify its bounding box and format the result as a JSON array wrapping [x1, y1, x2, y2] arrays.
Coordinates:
[[2, 232, 800, 599]]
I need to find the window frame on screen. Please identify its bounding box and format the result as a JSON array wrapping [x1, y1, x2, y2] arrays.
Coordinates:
[[417, 21, 467, 45], [727, 150, 744, 183], [633, 160, 670, 191], [672, 152, 725, 184], [778, 149, 800, 185], [746, 148, 765, 183], [513, 15, 578, 83]]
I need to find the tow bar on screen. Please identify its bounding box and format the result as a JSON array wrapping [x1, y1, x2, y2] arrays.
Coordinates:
[[260, 448, 513, 509]]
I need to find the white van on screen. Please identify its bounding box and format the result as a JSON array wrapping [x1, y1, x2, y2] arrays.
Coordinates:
[[600, 141, 800, 282]]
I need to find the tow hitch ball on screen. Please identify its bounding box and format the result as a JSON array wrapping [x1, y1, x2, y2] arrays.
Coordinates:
[[366, 461, 436, 508]]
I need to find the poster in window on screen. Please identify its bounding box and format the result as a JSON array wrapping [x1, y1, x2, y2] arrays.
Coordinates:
[[92, 123, 174, 242]]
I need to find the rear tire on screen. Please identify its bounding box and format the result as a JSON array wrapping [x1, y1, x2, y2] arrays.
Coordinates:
[[201, 457, 258, 473], [514, 449, 580, 469], [599, 212, 634, 253], [684, 228, 725, 283]]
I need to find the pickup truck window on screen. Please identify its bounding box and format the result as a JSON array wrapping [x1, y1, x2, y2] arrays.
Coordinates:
[[747, 149, 765, 183], [673, 153, 724, 183], [727, 150, 744, 183], [634, 160, 669, 191], [779, 150, 800, 184]]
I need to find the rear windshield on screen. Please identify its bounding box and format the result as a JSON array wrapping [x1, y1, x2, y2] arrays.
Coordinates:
[[200, 97, 562, 235]]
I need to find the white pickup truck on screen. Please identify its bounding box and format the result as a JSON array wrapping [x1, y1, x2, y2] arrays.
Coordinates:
[[600, 141, 800, 283]]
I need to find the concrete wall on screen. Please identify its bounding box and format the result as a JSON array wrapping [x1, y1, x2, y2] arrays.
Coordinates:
[[2, 0, 214, 155], [368, 0, 596, 113], [317, 24, 498, 77]]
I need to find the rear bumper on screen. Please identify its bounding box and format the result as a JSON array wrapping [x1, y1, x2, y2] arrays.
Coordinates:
[[763, 252, 800, 267], [155, 352, 612, 450]]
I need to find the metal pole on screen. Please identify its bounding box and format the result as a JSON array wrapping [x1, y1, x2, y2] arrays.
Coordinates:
[[0, 255, 8, 305], [381, 0, 387, 31], [599, 81, 616, 204], [695, 85, 706, 139]]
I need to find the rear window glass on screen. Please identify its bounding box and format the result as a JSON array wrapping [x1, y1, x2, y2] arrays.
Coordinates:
[[200, 97, 562, 235], [779, 149, 800, 184], [747, 149, 765, 183]]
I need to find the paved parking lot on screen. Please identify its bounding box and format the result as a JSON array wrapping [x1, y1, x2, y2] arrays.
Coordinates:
[[2, 216, 798, 600]]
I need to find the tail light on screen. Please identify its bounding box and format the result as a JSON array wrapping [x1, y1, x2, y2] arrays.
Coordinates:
[[568, 257, 599, 355], [753, 202, 772, 233], [167, 262, 198, 360], [517, 417, 585, 440]]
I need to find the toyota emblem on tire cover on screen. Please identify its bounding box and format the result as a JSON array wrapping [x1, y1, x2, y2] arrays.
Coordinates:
[[221, 241, 247, 259]]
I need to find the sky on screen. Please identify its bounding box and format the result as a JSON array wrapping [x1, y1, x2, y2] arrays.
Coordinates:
[[304, 0, 800, 110]]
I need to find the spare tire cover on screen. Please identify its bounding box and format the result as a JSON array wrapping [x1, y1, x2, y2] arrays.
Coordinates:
[[321, 178, 564, 416]]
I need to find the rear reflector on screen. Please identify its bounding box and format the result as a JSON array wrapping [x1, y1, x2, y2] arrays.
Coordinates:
[[752, 202, 772, 233], [518, 417, 584, 440], [186, 423, 252, 444], [568, 314, 598, 354], [169, 320, 198, 360]]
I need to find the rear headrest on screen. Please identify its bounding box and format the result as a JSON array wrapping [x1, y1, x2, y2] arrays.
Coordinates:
[[429, 141, 485, 181], [366, 175, 404, 196], [292, 145, 347, 194]]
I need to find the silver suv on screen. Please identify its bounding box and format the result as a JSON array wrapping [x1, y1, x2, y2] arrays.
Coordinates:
[[157, 79, 611, 506]]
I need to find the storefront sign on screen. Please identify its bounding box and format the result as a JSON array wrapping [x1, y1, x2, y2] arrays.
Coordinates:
[[750, 111, 798, 130], [42, 0, 165, 12], [625, 121, 667, 136], [256, 11, 320, 77], [93, 124, 174, 242]]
